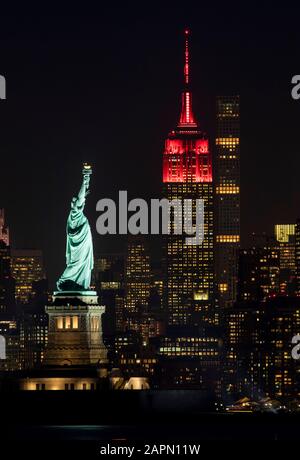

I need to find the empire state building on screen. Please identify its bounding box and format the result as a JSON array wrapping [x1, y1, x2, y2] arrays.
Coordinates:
[[163, 30, 216, 328]]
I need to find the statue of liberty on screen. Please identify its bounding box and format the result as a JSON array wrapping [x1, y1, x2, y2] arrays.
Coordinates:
[[57, 163, 94, 292]]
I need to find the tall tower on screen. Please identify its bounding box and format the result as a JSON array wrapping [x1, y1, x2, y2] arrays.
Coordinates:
[[215, 96, 240, 307], [0, 242, 15, 313], [295, 220, 300, 294], [274, 224, 296, 294], [11, 249, 44, 303], [163, 30, 215, 327], [0, 209, 9, 246], [125, 237, 151, 314]]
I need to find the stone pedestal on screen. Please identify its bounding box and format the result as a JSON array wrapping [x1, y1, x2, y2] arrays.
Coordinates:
[[43, 291, 108, 366]]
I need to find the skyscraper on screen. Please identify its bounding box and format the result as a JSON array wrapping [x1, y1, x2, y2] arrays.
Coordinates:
[[296, 220, 300, 294], [238, 243, 280, 302], [125, 237, 151, 315], [223, 302, 263, 399], [0, 318, 20, 371], [224, 297, 300, 400], [11, 249, 45, 303], [94, 253, 125, 334], [19, 305, 48, 370], [274, 224, 296, 294], [215, 96, 240, 307], [163, 30, 214, 327], [0, 209, 9, 246], [263, 297, 300, 399], [0, 242, 15, 313]]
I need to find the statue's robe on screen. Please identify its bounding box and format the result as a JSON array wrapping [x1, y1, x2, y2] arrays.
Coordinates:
[[57, 199, 94, 291]]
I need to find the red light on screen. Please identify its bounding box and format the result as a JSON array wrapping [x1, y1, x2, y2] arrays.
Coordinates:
[[163, 138, 212, 183], [184, 31, 190, 85], [178, 91, 197, 127], [177, 30, 198, 127], [162, 30, 212, 184]]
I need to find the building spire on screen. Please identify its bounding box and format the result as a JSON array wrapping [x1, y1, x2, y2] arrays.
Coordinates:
[[184, 28, 190, 86], [178, 29, 197, 128]]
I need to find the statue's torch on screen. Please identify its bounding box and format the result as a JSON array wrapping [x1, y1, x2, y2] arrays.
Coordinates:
[[82, 162, 92, 191]]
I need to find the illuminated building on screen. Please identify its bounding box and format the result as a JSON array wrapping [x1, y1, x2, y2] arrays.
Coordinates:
[[296, 219, 300, 294], [159, 30, 219, 394], [19, 368, 106, 391], [223, 303, 264, 399], [113, 331, 157, 379], [125, 237, 151, 315], [163, 30, 215, 327], [109, 368, 151, 390], [19, 306, 48, 370], [17, 293, 108, 391], [43, 292, 107, 366], [123, 239, 164, 345], [0, 317, 20, 371], [263, 297, 300, 398], [0, 209, 9, 246], [93, 253, 124, 290], [224, 297, 300, 399], [125, 310, 165, 346], [110, 239, 165, 355], [0, 242, 15, 314], [94, 253, 125, 334], [19, 292, 109, 390], [274, 224, 296, 294], [275, 224, 296, 266], [115, 294, 125, 333], [238, 236, 280, 301], [215, 96, 240, 307], [158, 334, 219, 359], [155, 328, 220, 390], [11, 249, 45, 303]]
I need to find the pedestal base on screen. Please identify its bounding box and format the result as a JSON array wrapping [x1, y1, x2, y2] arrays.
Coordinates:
[[43, 292, 108, 367]]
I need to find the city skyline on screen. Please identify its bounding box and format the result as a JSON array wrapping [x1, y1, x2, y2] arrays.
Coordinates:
[[2, 7, 300, 451], [1, 7, 300, 286]]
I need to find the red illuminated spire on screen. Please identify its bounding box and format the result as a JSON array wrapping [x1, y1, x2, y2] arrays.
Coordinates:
[[184, 28, 190, 85], [178, 29, 197, 128]]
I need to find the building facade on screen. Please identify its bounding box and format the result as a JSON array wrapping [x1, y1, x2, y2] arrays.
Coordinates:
[[224, 298, 300, 400], [163, 30, 215, 328], [125, 237, 151, 315], [215, 96, 240, 308], [274, 224, 296, 295], [44, 292, 107, 367], [0, 209, 9, 246], [296, 219, 300, 294], [238, 237, 280, 302], [11, 249, 44, 303], [0, 242, 15, 314]]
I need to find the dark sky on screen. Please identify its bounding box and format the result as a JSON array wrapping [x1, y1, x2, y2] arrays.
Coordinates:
[[0, 5, 300, 287]]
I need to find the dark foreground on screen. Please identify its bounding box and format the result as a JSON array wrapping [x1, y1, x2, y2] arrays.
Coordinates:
[[1, 391, 299, 457]]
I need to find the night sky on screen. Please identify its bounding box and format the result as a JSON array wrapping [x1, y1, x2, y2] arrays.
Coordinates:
[[0, 5, 300, 287]]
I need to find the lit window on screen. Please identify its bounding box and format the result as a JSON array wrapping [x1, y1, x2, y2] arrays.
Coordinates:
[[72, 316, 79, 329], [56, 317, 63, 329], [65, 316, 71, 329]]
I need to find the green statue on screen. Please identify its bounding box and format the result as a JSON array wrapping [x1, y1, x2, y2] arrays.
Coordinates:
[[57, 163, 94, 292]]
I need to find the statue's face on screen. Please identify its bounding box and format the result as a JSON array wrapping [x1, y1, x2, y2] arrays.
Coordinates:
[[71, 197, 77, 208]]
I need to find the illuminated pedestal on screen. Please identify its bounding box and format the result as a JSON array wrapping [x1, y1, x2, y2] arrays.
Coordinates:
[[43, 292, 108, 366]]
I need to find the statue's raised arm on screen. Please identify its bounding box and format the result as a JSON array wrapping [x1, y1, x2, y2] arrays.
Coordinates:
[[71, 165, 91, 212], [57, 163, 94, 292]]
